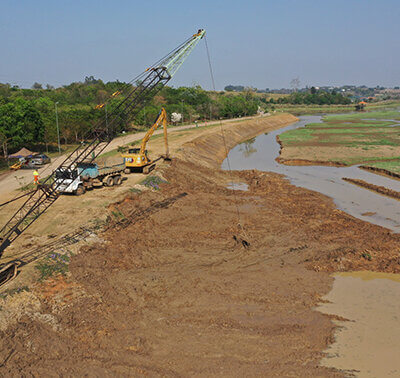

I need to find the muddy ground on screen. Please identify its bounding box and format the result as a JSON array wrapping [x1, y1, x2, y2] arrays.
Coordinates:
[[1, 114, 400, 376]]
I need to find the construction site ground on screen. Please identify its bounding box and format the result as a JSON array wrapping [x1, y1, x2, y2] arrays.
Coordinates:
[[1, 113, 400, 376]]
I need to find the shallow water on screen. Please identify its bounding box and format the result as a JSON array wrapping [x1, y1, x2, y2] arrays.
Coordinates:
[[226, 182, 249, 191], [222, 116, 400, 231], [318, 272, 400, 377]]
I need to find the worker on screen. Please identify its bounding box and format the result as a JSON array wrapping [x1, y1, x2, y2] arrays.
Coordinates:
[[33, 170, 40, 185]]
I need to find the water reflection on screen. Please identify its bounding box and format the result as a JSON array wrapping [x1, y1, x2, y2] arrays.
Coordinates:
[[239, 137, 257, 158]]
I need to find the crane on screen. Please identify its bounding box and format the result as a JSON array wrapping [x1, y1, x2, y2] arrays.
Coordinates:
[[122, 107, 169, 174], [0, 29, 206, 286]]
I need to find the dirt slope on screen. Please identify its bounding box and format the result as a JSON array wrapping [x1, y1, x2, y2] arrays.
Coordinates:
[[1, 113, 399, 376]]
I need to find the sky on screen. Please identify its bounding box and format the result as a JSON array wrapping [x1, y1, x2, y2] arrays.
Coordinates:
[[0, 0, 399, 90]]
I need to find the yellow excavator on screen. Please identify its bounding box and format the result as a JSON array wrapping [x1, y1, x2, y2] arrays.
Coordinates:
[[121, 107, 170, 174]]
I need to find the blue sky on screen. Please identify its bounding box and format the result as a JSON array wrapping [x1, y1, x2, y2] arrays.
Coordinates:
[[1, 0, 399, 89]]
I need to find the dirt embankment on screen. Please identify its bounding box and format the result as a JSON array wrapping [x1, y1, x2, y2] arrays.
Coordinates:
[[360, 165, 400, 180], [1, 114, 400, 376], [181, 114, 298, 168], [343, 177, 400, 201]]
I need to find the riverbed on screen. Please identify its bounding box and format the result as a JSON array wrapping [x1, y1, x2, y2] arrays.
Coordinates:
[[222, 115, 400, 231]]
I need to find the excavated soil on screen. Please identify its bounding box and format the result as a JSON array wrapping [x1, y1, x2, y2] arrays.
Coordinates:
[[1, 114, 400, 376]]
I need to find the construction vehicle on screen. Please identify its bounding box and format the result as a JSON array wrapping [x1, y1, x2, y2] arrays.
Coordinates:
[[55, 162, 125, 195], [0, 29, 206, 286], [355, 101, 367, 111], [122, 107, 169, 174]]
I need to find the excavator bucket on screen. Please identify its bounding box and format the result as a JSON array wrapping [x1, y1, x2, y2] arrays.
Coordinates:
[[0, 261, 20, 287]]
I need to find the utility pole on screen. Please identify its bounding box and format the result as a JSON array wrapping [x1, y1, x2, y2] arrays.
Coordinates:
[[55, 102, 61, 154], [181, 100, 184, 124], [105, 104, 108, 131]]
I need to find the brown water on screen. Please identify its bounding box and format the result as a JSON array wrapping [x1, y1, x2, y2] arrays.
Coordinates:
[[318, 272, 400, 377]]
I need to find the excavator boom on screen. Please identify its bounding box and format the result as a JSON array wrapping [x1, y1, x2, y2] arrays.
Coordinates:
[[140, 108, 168, 156]]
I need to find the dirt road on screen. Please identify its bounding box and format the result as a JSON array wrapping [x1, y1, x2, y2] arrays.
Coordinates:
[[1, 113, 399, 376], [0, 115, 261, 202]]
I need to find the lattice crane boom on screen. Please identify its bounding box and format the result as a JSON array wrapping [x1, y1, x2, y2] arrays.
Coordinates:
[[0, 29, 205, 283]]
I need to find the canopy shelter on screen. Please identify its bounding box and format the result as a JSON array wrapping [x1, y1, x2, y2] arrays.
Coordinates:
[[8, 148, 37, 159]]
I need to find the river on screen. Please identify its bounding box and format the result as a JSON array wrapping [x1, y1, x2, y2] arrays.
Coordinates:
[[222, 115, 400, 232]]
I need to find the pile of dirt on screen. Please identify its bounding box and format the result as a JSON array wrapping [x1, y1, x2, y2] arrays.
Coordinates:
[[0, 113, 399, 375]]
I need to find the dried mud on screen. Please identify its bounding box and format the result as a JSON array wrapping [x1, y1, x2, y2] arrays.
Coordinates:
[[275, 137, 347, 167], [1, 114, 400, 376]]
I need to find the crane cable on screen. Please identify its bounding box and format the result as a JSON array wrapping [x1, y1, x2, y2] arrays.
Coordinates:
[[0, 189, 36, 208], [204, 35, 249, 247]]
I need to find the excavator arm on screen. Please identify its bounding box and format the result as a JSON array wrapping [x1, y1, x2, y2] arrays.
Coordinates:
[[140, 108, 169, 158]]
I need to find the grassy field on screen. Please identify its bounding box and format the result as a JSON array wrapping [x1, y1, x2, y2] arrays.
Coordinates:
[[273, 100, 400, 115], [365, 160, 400, 174], [278, 110, 400, 168]]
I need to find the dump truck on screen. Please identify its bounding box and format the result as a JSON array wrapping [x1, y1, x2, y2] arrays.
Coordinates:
[[54, 162, 124, 195]]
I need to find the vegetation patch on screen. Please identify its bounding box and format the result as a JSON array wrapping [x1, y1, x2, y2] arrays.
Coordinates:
[[324, 111, 400, 122], [140, 175, 168, 190], [35, 251, 72, 281], [278, 128, 315, 143]]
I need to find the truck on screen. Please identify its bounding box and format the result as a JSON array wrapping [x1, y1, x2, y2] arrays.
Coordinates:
[[54, 162, 124, 195]]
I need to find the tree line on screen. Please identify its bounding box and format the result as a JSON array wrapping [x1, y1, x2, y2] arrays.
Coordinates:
[[269, 89, 351, 105], [0, 78, 264, 155]]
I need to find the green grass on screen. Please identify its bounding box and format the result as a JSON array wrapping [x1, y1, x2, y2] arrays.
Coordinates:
[[278, 128, 315, 143], [307, 121, 394, 128], [364, 160, 400, 174], [324, 111, 400, 122], [273, 100, 400, 116]]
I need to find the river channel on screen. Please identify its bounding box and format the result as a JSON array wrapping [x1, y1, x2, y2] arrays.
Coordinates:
[[222, 115, 400, 232]]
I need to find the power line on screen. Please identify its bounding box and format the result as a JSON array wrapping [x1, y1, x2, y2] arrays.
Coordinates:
[[204, 35, 249, 247]]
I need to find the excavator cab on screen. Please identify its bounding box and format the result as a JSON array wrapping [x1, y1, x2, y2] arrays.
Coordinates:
[[122, 148, 151, 173]]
